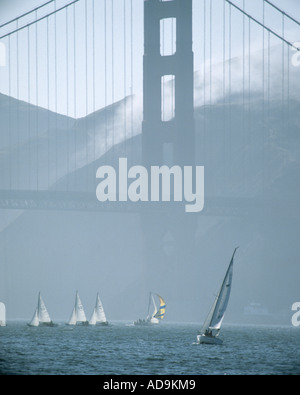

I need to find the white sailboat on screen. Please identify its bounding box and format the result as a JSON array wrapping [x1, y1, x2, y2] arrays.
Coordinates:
[[134, 292, 166, 326], [89, 293, 108, 326], [28, 292, 54, 327], [0, 302, 6, 327], [68, 291, 89, 326], [197, 248, 238, 345]]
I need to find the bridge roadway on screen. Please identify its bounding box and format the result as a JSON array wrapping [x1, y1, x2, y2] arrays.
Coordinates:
[[0, 190, 298, 218]]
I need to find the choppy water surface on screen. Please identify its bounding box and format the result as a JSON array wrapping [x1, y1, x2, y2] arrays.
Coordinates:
[[0, 322, 299, 375]]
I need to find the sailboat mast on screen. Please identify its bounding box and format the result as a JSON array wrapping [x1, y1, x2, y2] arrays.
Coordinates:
[[147, 292, 152, 318]]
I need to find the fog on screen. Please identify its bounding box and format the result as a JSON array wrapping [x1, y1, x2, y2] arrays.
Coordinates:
[[0, 0, 300, 327], [0, 49, 299, 326]]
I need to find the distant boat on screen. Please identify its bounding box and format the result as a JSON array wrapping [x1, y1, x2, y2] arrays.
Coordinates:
[[89, 293, 109, 326], [134, 292, 166, 326], [0, 302, 6, 327], [68, 291, 89, 326], [197, 248, 238, 345], [28, 292, 54, 327]]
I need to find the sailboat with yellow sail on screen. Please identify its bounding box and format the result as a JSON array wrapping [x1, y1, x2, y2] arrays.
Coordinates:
[[134, 292, 166, 326]]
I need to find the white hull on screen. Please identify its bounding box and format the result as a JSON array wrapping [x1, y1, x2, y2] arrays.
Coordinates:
[[197, 334, 223, 345]]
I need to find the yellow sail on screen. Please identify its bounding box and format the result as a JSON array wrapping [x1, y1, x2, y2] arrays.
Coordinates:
[[154, 295, 166, 320]]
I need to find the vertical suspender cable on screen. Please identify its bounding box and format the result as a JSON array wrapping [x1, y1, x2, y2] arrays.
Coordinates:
[[242, 0, 246, 194], [92, 0, 96, 163], [267, 31, 271, 186], [54, 1, 58, 185], [228, 3, 232, 193], [104, 0, 108, 158], [35, 11, 39, 190], [85, 0, 88, 169], [124, 0, 127, 156], [8, 35, 12, 190], [47, 17, 50, 189], [130, 0, 133, 149], [209, 0, 212, 184], [248, 18, 251, 196], [66, 7, 69, 190], [111, 0, 115, 159], [262, 0, 265, 192], [203, 0, 206, 165], [282, 13, 285, 166], [73, 2, 77, 176], [223, 0, 226, 188], [16, 20, 20, 190], [162, 19, 164, 121], [27, 28, 31, 190], [85, 0, 88, 190]]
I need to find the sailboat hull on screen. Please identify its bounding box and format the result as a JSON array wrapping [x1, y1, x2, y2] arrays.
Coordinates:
[[27, 322, 55, 328], [197, 334, 223, 345], [133, 319, 158, 326]]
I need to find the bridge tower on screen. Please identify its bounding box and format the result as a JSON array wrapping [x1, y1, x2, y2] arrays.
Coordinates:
[[142, 0, 197, 291], [142, 0, 195, 167]]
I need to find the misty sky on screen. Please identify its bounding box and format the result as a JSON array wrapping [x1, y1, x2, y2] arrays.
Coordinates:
[[0, 0, 299, 118]]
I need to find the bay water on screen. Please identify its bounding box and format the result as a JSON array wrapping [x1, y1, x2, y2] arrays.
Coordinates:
[[1, 321, 299, 375]]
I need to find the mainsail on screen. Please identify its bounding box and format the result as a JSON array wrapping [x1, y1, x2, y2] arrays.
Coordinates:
[[89, 293, 108, 325], [200, 248, 238, 337], [68, 291, 88, 325], [29, 293, 52, 327]]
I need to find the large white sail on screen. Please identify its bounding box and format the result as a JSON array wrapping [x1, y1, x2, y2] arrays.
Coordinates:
[[38, 293, 52, 324], [75, 292, 87, 323], [89, 293, 107, 325], [200, 248, 238, 337], [0, 302, 6, 327], [148, 294, 158, 322], [68, 292, 88, 325]]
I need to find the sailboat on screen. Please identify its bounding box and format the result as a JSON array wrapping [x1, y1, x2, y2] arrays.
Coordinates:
[[28, 292, 54, 327], [68, 291, 89, 326], [134, 292, 166, 326], [89, 293, 109, 326], [197, 248, 238, 345]]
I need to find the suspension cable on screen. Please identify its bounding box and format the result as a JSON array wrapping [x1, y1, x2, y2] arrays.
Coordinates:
[[264, 0, 300, 27], [224, 0, 300, 51], [0, 0, 79, 40]]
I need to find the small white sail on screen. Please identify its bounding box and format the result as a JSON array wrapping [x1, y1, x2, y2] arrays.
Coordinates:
[[68, 307, 77, 326], [89, 310, 97, 326], [89, 293, 107, 325], [0, 302, 6, 327], [29, 310, 39, 327], [28, 293, 52, 327]]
